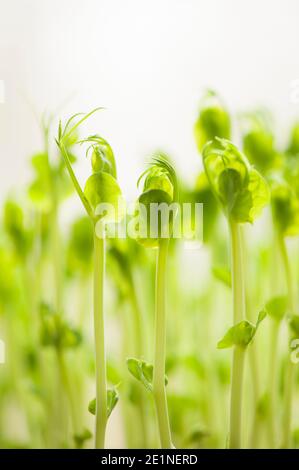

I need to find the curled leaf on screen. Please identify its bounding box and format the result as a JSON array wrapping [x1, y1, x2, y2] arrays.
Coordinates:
[[136, 155, 178, 247], [202, 137, 269, 223]]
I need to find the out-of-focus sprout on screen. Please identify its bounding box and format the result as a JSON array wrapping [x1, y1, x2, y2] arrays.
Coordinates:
[[270, 178, 299, 448], [240, 110, 281, 174], [202, 137, 269, 448], [194, 90, 231, 153]]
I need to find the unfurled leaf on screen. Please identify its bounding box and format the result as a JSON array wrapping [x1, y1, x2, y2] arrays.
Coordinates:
[[88, 388, 119, 418], [217, 310, 266, 349], [126, 357, 168, 392]]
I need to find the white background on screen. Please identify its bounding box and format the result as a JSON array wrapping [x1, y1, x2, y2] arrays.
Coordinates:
[[0, 0, 299, 202]]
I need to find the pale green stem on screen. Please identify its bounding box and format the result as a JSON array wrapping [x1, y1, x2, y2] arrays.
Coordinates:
[[57, 349, 80, 443], [229, 346, 246, 449], [129, 285, 149, 448], [279, 236, 295, 449], [93, 227, 107, 449], [229, 220, 246, 449], [51, 203, 63, 313], [153, 238, 172, 449], [267, 319, 279, 448]]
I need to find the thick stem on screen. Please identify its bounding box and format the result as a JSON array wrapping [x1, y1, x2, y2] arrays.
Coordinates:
[[93, 227, 107, 449], [229, 220, 246, 449], [153, 238, 172, 449]]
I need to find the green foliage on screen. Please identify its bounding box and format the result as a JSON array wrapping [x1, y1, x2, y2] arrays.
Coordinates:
[[286, 122, 299, 157], [194, 90, 231, 152], [4, 200, 32, 258], [240, 110, 280, 172], [217, 310, 266, 349], [88, 388, 119, 418], [202, 137, 270, 223], [127, 357, 168, 392], [40, 303, 82, 349], [271, 181, 299, 236], [84, 172, 123, 222]]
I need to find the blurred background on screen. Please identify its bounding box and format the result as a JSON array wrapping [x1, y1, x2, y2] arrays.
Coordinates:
[[1, 0, 299, 200]]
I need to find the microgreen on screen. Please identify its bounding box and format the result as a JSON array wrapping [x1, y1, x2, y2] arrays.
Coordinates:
[[56, 108, 122, 448]]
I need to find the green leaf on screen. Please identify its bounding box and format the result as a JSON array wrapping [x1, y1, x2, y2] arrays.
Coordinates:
[[126, 357, 168, 392], [84, 172, 124, 222], [4, 200, 32, 258], [202, 138, 269, 223], [231, 168, 270, 223], [39, 303, 82, 349], [240, 110, 280, 173], [265, 296, 288, 322], [80, 135, 117, 178], [271, 182, 299, 236], [136, 156, 178, 247], [212, 265, 231, 288], [194, 90, 231, 152], [88, 388, 119, 418], [286, 122, 299, 157], [217, 310, 266, 349]]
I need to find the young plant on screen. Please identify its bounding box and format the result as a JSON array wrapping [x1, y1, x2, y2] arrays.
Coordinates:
[[271, 180, 299, 447], [263, 296, 288, 447], [57, 109, 123, 448], [128, 156, 178, 448], [194, 90, 231, 153], [202, 137, 269, 448]]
